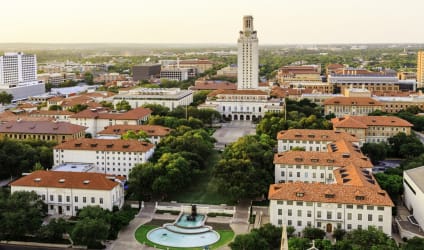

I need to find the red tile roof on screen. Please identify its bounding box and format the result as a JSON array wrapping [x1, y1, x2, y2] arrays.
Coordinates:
[[323, 97, 383, 106], [98, 125, 171, 137], [277, 129, 359, 142], [268, 182, 393, 206], [70, 107, 152, 120], [0, 121, 86, 135], [10, 170, 120, 190], [54, 138, 154, 152], [208, 89, 268, 97], [191, 80, 236, 90], [332, 116, 413, 128]]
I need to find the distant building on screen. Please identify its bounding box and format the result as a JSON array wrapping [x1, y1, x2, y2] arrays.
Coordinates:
[[0, 120, 86, 143], [0, 52, 45, 100], [277, 65, 322, 85], [97, 124, 171, 145], [323, 97, 384, 117], [374, 95, 424, 113], [111, 88, 193, 111], [332, 116, 413, 144], [160, 68, 189, 81], [49, 73, 64, 86], [10, 170, 125, 216], [237, 15, 259, 89], [69, 107, 152, 136], [54, 138, 155, 176], [417, 51, 424, 88], [190, 80, 236, 91], [132, 64, 161, 81], [216, 65, 237, 78]]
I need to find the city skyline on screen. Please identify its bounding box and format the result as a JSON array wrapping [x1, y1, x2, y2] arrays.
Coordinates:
[[2, 0, 424, 44]]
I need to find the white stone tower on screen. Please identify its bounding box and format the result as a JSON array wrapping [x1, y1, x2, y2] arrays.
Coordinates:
[[237, 15, 259, 90]]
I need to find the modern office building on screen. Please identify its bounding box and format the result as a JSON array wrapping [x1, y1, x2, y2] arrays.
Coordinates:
[[237, 15, 259, 90], [0, 52, 45, 100], [403, 167, 424, 234], [417, 51, 424, 88], [132, 64, 161, 81], [160, 68, 189, 82]]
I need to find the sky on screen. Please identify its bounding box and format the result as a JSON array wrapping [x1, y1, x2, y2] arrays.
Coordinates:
[[1, 0, 424, 44]]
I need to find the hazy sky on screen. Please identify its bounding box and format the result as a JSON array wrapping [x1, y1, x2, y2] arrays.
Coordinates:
[[2, 0, 424, 44]]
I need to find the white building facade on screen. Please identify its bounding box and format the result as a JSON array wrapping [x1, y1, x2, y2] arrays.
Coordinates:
[[111, 88, 193, 111], [0, 52, 45, 100], [403, 167, 424, 232], [10, 170, 125, 217], [237, 15, 259, 90], [54, 138, 155, 177]]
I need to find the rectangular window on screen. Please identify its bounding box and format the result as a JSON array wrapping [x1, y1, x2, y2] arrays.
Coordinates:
[[50, 195, 54, 201], [83, 197, 86, 203], [281, 171, 285, 177], [277, 201, 284, 205], [358, 214, 362, 220], [368, 214, 373, 221], [377, 206, 384, 211], [297, 221, 302, 226], [357, 205, 363, 210], [347, 213, 352, 220], [287, 201, 293, 205], [288, 220, 292, 226], [327, 211, 332, 220], [307, 210, 312, 217], [378, 215, 383, 222], [306, 202, 313, 206], [58, 195, 62, 202], [91, 197, 95, 203], [66, 196, 70, 202], [317, 222, 321, 228], [347, 224, 352, 230], [297, 210, 302, 216], [278, 219, 282, 225], [317, 211, 321, 218], [367, 206, 374, 210], [75, 196, 78, 202], [347, 204, 353, 209], [66, 206, 70, 211], [288, 209, 292, 216], [296, 201, 303, 206], [278, 209, 282, 215], [337, 212, 342, 220]]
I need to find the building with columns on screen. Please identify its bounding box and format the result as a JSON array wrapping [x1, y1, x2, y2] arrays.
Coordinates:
[[237, 15, 259, 90], [417, 51, 424, 88]]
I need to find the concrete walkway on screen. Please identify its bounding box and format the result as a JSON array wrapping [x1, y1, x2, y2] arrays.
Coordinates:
[[109, 203, 156, 250]]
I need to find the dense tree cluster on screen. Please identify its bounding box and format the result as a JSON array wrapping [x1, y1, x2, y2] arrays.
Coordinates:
[[230, 224, 282, 250], [213, 134, 274, 201], [0, 139, 55, 179], [257, 99, 332, 139], [129, 126, 215, 201], [0, 191, 46, 240]]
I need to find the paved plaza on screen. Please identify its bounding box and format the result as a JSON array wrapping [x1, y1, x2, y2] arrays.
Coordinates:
[[213, 121, 256, 149]]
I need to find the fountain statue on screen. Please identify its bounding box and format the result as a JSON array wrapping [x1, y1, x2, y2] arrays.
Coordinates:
[[187, 204, 197, 221]]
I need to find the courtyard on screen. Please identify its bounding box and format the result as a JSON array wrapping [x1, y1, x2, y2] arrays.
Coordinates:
[[213, 121, 256, 150]]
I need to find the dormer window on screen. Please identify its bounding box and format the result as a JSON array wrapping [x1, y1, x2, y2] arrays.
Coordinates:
[[355, 195, 365, 200], [325, 194, 335, 198], [311, 158, 319, 163], [296, 192, 304, 197], [295, 158, 303, 162]]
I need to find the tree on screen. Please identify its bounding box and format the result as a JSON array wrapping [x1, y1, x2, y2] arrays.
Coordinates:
[[192, 90, 211, 106], [71, 218, 109, 248], [33, 162, 44, 171], [100, 101, 114, 109], [122, 130, 150, 142], [37, 218, 68, 241], [288, 237, 311, 250], [128, 162, 159, 203], [68, 104, 88, 113], [291, 146, 306, 151], [374, 173, 403, 200], [402, 237, 424, 250], [344, 227, 398, 250], [115, 100, 131, 111], [0, 191, 46, 240], [84, 72, 94, 84], [0, 91, 13, 105], [361, 143, 388, 164], [229, 224, 281, 250], [48, 104, 62, 111], [142, 104, 170, 116], [302, 227, 326, 240], [387, 133, 423, 158], [333, 228, 346, 241]]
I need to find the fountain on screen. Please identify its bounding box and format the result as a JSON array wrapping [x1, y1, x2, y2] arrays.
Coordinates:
[[146, 205, 220, 248]]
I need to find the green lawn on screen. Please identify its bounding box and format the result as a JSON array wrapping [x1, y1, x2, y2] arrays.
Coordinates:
[[135, 224, 234, 250], [167, 151, 235, 205]]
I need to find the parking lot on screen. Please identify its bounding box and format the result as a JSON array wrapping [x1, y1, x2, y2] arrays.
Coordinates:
[[213, 121, 256, 150], [372, 160, 402, 173]]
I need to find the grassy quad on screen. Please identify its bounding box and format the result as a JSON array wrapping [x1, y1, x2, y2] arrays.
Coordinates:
[[135, 224, 234, 250]]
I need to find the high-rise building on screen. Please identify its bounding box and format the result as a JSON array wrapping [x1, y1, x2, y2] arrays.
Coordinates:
[[237, 15, 259, 90], [417, 51, 424, 88], [0, 52, 45, 101], [0, 52, 37, 87]]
